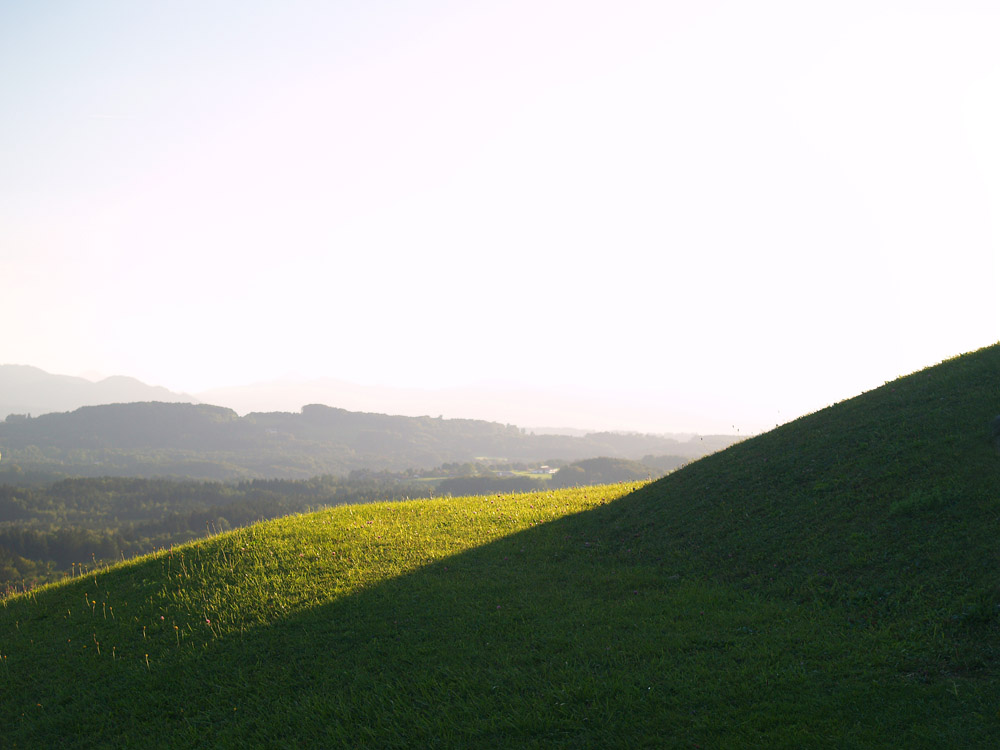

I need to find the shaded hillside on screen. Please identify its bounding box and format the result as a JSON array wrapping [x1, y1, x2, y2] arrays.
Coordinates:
[[0, 402, 732, 480], [2, 346, 1000, 746], [608, 342, 1000, 644]]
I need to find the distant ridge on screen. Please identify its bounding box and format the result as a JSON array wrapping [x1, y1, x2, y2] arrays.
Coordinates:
[[5, 366, 714, 436], [196, 377, 713, 435], [0, 401, 736, 480], [0, 364, 196, 419]]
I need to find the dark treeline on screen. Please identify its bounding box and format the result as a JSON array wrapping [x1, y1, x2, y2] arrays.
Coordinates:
[[550, 456, 686, 488], [0, 401, 736, 480], [431, 455, 689, 495]]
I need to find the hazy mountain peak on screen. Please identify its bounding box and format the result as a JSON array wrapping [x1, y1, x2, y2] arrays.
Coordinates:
[[0, 364, 197, 419]]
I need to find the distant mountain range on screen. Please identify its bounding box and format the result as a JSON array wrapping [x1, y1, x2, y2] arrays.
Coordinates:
[[0, 365, 740, 481], [196, 377, 701, 437], [0, 365, 196, 418], [1, 365, 707, 437]]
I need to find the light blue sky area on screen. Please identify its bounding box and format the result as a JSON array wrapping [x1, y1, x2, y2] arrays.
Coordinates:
[[2, 1, 998, 432]]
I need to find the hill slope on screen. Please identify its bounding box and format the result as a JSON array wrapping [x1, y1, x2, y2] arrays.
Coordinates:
[[2, 345, 999, 746], [621, 342, 1000, 636]]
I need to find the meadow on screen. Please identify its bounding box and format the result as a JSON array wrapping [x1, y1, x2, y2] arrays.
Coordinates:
[[3, 345, 1000, 747]]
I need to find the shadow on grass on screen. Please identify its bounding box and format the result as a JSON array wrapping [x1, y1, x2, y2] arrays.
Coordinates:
[[9, 483, 997, 749]]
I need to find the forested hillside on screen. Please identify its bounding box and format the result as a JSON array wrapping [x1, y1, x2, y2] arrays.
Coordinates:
[[0, 402, 734, 480]]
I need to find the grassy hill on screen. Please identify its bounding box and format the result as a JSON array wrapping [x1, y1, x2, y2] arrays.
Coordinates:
[[3, 345, 1000, 747]]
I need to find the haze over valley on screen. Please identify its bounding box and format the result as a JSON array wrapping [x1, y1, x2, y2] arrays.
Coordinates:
[[3, 1, 997, 438], [1, 363, 731, 437]]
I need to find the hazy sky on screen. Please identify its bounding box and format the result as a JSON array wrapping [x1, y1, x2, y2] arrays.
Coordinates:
[[3, 1, 998, 433]]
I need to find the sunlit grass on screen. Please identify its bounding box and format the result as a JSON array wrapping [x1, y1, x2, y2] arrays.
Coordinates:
[[4, 477, 997, 747], [4, 346, 1000, 747]]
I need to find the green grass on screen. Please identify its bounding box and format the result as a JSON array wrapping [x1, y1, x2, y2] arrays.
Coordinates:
[[3, 344, 1000, 747]]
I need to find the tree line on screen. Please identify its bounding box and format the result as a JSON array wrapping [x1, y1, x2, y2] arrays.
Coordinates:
[[0, 401, 734, 480]]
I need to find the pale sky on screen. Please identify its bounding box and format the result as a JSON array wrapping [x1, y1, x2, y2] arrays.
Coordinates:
[[2, 1, 998, 434]]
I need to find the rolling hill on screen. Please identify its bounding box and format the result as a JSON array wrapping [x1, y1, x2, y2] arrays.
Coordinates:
[[2, 344, 999, 747]]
